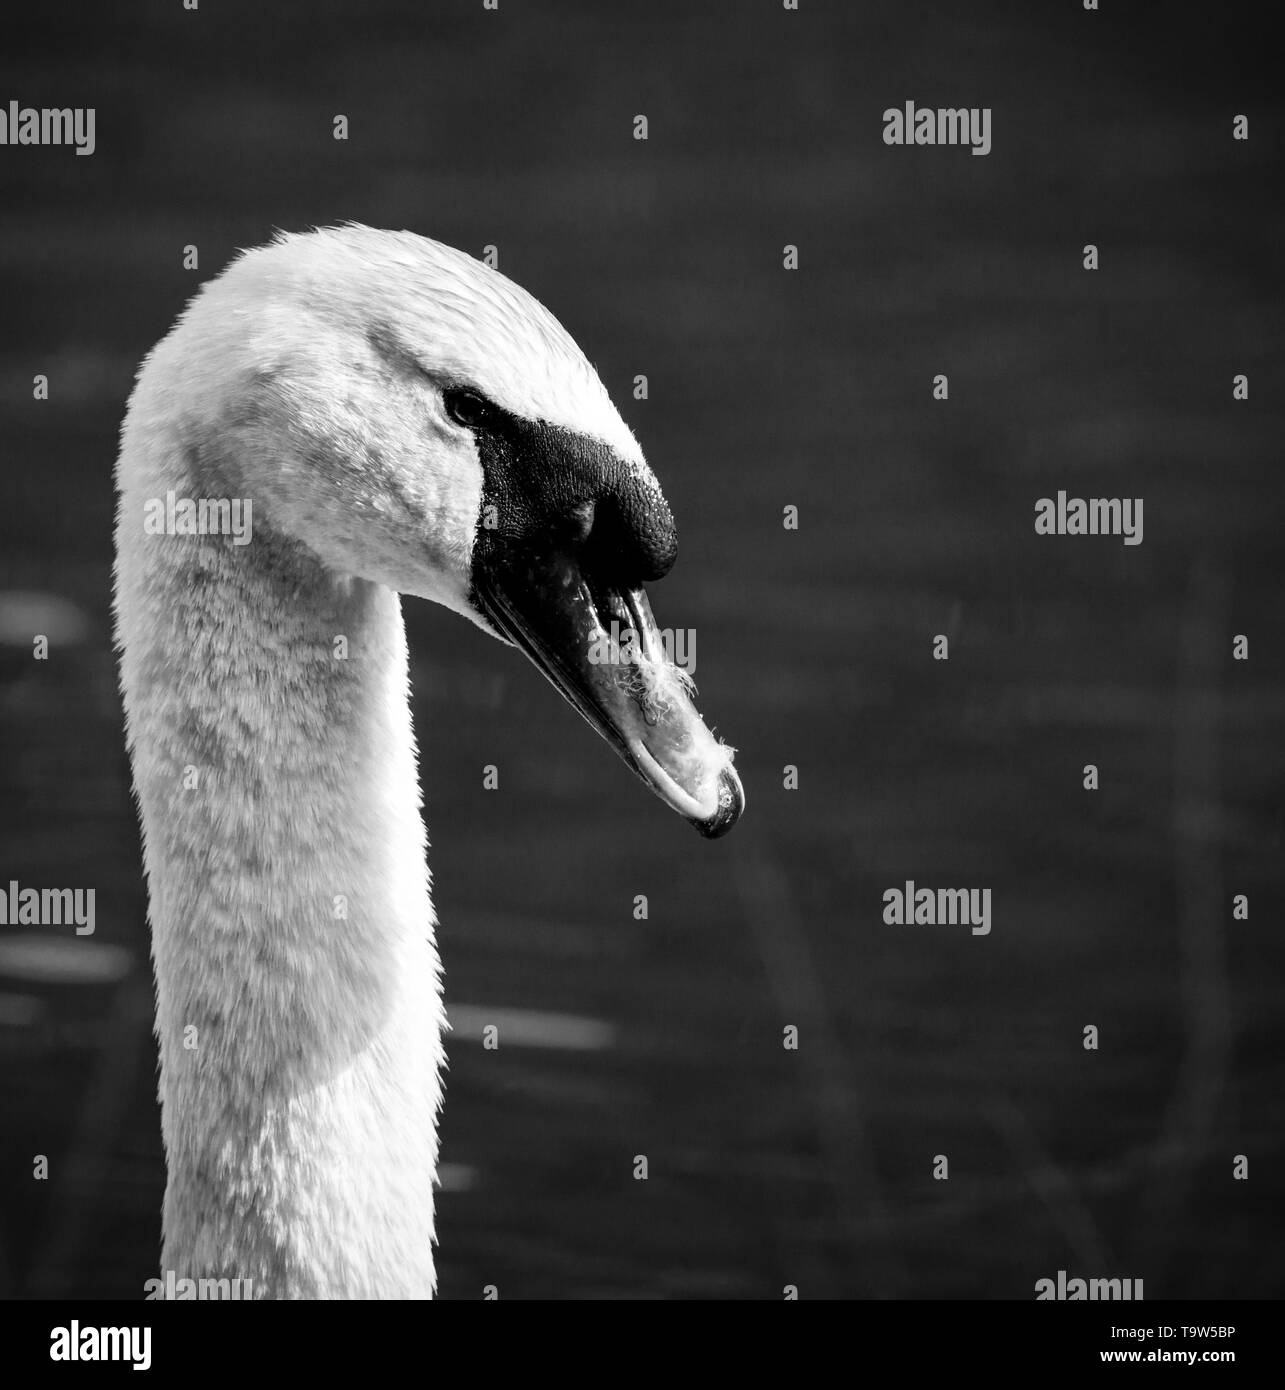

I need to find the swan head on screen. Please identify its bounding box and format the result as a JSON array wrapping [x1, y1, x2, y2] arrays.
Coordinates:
[[160, 225, 743, 837]]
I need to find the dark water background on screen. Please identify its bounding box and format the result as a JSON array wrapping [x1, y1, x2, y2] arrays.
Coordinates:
[[0, 1, 1281, 1298]]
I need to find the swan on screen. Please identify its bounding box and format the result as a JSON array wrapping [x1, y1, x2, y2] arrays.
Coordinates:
[[113, 225, 744, 1299]]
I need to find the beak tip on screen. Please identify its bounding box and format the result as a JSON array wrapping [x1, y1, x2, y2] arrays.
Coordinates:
[[691, 765, 745, 840]]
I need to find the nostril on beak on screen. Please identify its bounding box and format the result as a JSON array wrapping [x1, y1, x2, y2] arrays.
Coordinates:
[[581, 490, 677, 586]]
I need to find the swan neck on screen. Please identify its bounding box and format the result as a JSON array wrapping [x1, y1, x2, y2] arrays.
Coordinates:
[[115, 435, 443, 1298]]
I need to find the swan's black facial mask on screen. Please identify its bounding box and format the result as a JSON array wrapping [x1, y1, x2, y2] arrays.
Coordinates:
[[464, 406, 743, 839]]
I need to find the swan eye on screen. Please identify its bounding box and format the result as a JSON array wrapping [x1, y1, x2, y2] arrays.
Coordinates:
[[445, 388, 492, 429]]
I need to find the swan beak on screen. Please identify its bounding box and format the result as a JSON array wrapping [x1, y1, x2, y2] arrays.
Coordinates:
[[473, 546, 744, 838]]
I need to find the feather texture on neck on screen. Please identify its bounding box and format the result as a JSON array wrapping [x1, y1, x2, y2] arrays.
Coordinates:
[[115, 405, 443, 1298]]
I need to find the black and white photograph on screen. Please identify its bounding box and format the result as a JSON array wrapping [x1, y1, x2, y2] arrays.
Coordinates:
[[0, 0, 1280, 1360]]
